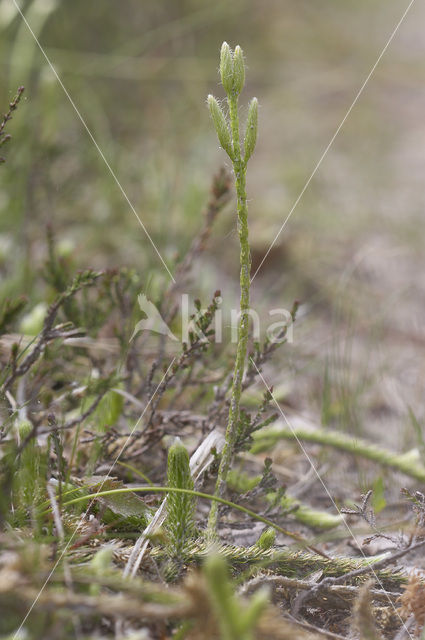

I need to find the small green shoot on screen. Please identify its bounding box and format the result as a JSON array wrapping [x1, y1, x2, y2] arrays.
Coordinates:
[[165, 439, 196, 576], [203, 553, 269, 640]]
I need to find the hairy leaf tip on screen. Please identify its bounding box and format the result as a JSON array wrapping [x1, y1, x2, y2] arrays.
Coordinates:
[[220, 41, 233, 94], [232, 45, 245, 95], [208, 94, 233, 158], [244, 97, 258, 163]]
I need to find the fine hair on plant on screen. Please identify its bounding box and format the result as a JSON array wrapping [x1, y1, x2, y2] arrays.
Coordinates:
[[207, 42, 258, 534]]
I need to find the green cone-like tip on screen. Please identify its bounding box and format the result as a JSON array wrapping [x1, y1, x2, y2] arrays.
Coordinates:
[[167, 438, 192, 491], [91, 546, 114, 572], [220, 41, 234, 95], [256, 527, 276, 550], [232, 45, 245, 96], [14, 419, 33, 441], [208, 94, 233, 159], [244, 97, 258, 164]]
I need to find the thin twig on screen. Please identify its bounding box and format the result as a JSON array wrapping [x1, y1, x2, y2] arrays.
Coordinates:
[[319, 538, 425, 587], [240, 573, 401, 603], [2, 272, 101, 391], [284, 613, 348, 640], [292, 538, 425, 616]]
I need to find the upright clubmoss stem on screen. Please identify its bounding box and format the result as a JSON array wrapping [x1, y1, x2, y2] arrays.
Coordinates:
[[207, 44, 257, 535]]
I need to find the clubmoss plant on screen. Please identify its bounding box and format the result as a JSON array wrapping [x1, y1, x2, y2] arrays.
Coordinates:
[[165, 438, 196, 575], [252, 423, 425, 483], [207, 42, 258, 534]]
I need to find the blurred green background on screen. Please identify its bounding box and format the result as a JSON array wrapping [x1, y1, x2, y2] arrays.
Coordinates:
[[1, 0, 425, 452]]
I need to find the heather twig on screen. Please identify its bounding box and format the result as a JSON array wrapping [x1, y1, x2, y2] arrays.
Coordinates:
[[0, 86, 24, 164], [1, 270, 102, 391]]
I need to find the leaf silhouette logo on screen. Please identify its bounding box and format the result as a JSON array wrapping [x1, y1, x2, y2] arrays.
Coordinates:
[[130, 294, 178, 342]]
